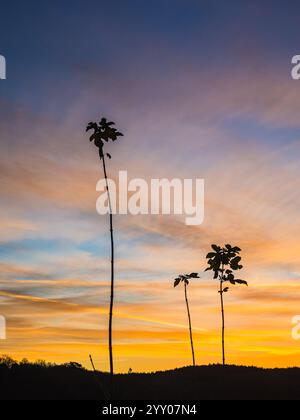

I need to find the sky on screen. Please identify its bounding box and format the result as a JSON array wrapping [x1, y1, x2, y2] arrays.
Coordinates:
[[0, 0, 300, 372]]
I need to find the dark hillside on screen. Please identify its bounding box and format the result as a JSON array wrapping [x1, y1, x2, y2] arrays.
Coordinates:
[[0, 358, 299, 400]]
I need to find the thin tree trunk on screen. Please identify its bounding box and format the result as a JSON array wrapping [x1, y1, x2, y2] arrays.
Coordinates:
[[89, 354, 110, 400], [184, 282, 195, 366], [101, 154, 115, 377], [219, 280, 225, 366]]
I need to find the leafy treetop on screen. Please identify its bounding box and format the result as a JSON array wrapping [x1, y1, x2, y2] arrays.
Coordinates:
[[86, 117, 123, 159], [174, 272, 200, 287], [205, 244, 247, 293]]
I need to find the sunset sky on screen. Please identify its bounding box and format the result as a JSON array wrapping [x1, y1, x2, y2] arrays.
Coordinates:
[[0, 0, 300, 372]]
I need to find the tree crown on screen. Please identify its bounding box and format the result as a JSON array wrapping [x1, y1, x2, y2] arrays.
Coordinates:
[[205, 244, 247, 291], [174, 272, 199, 287], [86, 117, 123, 159]]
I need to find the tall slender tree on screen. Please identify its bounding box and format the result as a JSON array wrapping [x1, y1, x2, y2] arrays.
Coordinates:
[[174, 273, 199, 366], [205, 244, 247, 365], [86, 117, 123, 377]]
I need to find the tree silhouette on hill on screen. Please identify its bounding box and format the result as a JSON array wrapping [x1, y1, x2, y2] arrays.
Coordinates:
[[205, 244, 247, 365], [86, 117, 123, 378], [174, 272, 199, 366]]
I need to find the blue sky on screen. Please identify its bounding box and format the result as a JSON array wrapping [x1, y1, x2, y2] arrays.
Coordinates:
[[1, 0, 299, 115]]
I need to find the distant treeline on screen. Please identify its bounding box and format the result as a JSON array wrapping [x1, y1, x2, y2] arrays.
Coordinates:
[[1, 355, 300, 400]]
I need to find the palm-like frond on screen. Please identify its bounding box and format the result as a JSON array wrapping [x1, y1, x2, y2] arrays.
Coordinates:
[[174, 272, 200, 287], [205, 244, 247, 291], [86, 117, 123, 159]]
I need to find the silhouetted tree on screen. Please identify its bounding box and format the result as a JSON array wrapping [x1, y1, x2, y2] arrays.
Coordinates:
[[174, 273, 199, 366], [86, 118, 123, 377], [205, 244, 247, 365]]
